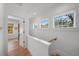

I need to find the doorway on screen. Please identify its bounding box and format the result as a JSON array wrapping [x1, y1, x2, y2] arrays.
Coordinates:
[[8, 18, 31, 56], [8, 20, 20, 55]]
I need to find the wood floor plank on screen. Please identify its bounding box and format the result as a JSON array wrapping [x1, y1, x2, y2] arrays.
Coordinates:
[[8, 39, 32, 56]]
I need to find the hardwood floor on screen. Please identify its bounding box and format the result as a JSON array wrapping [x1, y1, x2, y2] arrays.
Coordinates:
[[8, 39, 32, 56]]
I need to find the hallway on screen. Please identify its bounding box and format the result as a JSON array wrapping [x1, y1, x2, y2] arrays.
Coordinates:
[[8, 39, 31, 56], [0, 3, 79, 56]]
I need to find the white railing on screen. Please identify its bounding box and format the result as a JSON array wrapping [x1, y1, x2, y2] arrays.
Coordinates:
[[27, 35, 51, 56]]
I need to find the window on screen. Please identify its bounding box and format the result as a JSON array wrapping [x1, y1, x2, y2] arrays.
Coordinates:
[[41, 18, 48, 28], [33, 23, 38, 29], [54, 11, 75, 28], [8, 23, 14, 34]]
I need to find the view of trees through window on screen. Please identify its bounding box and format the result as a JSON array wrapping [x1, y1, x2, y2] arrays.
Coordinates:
[[32, 11, 75, 29], [54, 11, 75, 28], [41, 19, 48, 28]]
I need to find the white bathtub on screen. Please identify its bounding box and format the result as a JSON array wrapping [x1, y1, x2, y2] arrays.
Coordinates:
[[27, 35, 54, 56]]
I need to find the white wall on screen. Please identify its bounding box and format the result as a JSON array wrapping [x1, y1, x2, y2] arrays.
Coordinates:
[[8, 19, 19, 39], [0, 3, 5, 56], [0, 3, 8, 55], [29, 4, 79, 56]]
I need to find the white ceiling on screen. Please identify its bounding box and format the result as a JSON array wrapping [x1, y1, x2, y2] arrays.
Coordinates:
[[6, 3, 79, 19], [6, 3, 59, 18]]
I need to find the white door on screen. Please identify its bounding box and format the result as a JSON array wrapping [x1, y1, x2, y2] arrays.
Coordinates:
[[19, 20, 25, 48], [19, 19, 28, 48]]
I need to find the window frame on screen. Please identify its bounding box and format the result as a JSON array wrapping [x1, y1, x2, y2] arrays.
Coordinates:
[[40, 18, 49, 29], [53, 11, 76, 28]]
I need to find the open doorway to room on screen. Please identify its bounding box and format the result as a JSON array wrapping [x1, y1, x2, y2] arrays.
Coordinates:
[[8, 18, 20, 55], [8, 16, 31, 56]]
